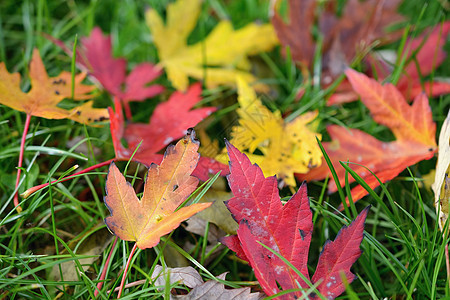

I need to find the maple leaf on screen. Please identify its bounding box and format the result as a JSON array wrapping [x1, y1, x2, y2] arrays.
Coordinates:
[[51, 27, 164, 119], [272, 0, 404, 83], [0, 48, 108, 124], [221, 142, 368, 299], [22, 84, 220, 202], [109, 83, 216, 167], [145, 0, 278, 91], [216, 77, 322, 187], [104, 130, 212, 249], [432, 110, 450, 233], [300, 69, 437, 204], [328, 21, 450, 105]]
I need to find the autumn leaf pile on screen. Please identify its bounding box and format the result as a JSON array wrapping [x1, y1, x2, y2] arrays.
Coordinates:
[[1, 0, 450, 299]]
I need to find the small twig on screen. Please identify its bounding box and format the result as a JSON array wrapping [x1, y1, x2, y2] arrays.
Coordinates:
[[14, 113, 32, 212], [21, 158, 115, 198], [117, 243, 138, 299], [94, 236, 118, 298]]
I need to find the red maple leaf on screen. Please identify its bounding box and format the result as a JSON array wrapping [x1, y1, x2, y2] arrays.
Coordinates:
[[300, 69, 437, 205], [22, 85, 224, 199], [109, 83, 227, 179], [221, 142, 368, 299], [328, 21, 450, 105], [272, 0, 404, 83], [51, 27, 164, 119]]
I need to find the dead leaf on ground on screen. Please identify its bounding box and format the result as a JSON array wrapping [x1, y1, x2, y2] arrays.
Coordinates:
[[50, 27, 164, 119], [272, 0, 404, 83], [151, 265, 204, 290], [104, 129, 211, 249], [0, 49, 108, 124], [184, 217, 226, 265], [300, 69, 437, 204], [193, 189, 238, 235], [216, 77, 322, 187], [222, 142, 368, 299], [328, 21, 450, 105], [171, 272, 264, 300], [432, 110, 450, 233], [50, 227, 113, 286], [146, 0, 278, 91], [109, 83, 217, 179]]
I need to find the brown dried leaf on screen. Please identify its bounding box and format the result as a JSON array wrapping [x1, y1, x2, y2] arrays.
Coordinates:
[[171, 273, 263, 300]]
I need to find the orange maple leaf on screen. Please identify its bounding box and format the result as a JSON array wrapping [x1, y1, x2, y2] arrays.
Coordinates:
[[104, 130, 212, 249], [0, 48, 108, 124], [1, 48, 109, 212], [300, 69, 437, 204]]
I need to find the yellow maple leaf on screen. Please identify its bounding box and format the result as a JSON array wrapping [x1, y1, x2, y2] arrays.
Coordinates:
[[145, 0, 278, 91], [0, 49, 108, 124], [198, 129, 220, 158], [217, 77, 322, 187]]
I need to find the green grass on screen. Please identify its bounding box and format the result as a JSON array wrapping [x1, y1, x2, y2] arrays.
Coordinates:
[[1, 0, 450, 299]]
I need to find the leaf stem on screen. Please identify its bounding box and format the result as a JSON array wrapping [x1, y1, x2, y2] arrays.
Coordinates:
[[94, 236, 118, 298], [117, 242, 138, 299], [123, 100, 133, 121], [14, 113, 32, 212], [21, 158, 115, 198]]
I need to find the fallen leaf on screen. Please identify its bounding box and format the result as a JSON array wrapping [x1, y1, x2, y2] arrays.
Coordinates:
[[184, 217, 226, 263], [0, 49, 108, 124], [216, 77, 322, 187], [50, 227, 113, 285], [432, 110, 450, 233], [221, 142, 368, 299], [172, 272, 263, 300], [191, 189, 238, 235], [109, 83, 216, 169], [328, 21, 450, 105], [272, 0, 403, 83], [185, 217, 224, 243], [51, 27, 164, 119], [300, 69, 437, 204], [151, 265, 204, 290], [399, 21, 450, 99], [146, 0, 278, 91], [163, 240, 190, 268], [104, 130, 212, 249]]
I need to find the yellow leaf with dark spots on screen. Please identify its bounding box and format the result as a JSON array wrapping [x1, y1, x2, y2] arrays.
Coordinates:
[[0, 49, 108, 124]]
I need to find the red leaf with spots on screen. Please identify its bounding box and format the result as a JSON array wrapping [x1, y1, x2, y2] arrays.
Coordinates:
[[109, 83, 220, 179], [221, 142, 368, 299]]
